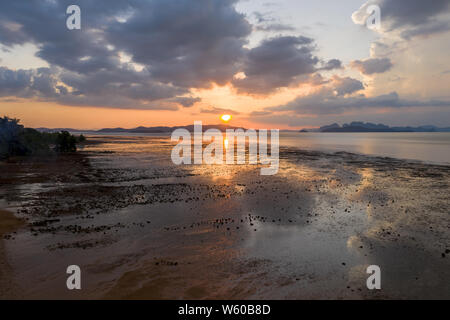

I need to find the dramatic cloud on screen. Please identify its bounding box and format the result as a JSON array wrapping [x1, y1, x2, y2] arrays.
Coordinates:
[[267, 89, 450, 115], [352, 0, 450, 39], [232, 36, 319, 94], [106, 0, 252, 88], [1, 0, 446, 123], [0, 0, 251, 109], [0, 0, 348, 109], [331, 76, 364, 96], [320, 59, 343, 71], [350, 58, 393, 75], [0, 66, 187, 110], [0, 67, 60, 99], [375, 0, 449, 29], [400, 20, 450, 39]]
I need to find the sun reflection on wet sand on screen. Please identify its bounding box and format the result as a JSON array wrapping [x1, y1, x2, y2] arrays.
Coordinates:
[[1, 136, 449, 299]]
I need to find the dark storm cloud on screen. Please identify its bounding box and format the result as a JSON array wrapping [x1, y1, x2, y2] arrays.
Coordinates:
[[232, 36, 320, 94], [350, 58, 393, 75]]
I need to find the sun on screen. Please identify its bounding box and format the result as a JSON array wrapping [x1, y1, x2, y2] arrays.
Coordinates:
[[221, 114, 232, 123]]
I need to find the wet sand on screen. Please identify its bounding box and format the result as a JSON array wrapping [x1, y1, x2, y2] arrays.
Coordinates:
[[0, 209, 24, 298], [0, 136, 449, 299]]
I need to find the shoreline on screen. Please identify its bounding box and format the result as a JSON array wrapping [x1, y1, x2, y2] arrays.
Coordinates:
[[0, 136, 449, 299], [0, 209, 24, 299], [0, 209, 24, 236], [81, 132, 450, 166]]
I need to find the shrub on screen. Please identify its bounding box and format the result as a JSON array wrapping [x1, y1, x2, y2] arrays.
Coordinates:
[[0, 116, 84, 159], [19, 128, 52, 156], [54, 131, 77, 153], [0, 116, 27, 158]]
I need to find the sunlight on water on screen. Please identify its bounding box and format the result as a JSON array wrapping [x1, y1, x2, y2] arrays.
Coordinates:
[[83, 132, 450, 164], [280, 132, 450, 164]]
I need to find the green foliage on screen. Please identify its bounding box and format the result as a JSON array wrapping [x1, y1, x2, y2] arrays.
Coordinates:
[[54, 131, 77, 153], [19, 128, 52, 156], [0, 116, 86, 159], [0, 116, 26, 158]]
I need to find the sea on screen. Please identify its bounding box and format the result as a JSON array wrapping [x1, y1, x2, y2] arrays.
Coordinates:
[[80, 131, 450, 165]]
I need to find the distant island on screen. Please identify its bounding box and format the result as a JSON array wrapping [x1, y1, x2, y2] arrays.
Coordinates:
[[302, 121, 450, 133], [37, 124, 246, 134], [35, 121, 450, 134]]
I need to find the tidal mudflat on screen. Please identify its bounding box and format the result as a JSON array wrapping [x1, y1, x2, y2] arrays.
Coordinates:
[[0, 135, 449, 299]]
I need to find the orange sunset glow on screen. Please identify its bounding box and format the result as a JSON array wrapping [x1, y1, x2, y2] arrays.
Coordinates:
[[1, 0, 450, 303], [221, 114, 232, 123]]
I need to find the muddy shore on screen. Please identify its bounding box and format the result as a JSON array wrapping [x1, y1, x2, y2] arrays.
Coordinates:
[[0, 136, 449, 299], [0, 209, 24, 298]]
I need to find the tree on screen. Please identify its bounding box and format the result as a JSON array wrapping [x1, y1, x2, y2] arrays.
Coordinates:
[[55, 131, 77, 153], [1, 116, 84, 159]]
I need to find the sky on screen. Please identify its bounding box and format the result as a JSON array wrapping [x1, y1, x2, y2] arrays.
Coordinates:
[[0, 0, 449, 129]]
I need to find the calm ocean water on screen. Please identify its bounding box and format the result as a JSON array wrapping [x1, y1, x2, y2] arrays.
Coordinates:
[[82, 131, 450, 165], [280, 132, 450, 164]]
